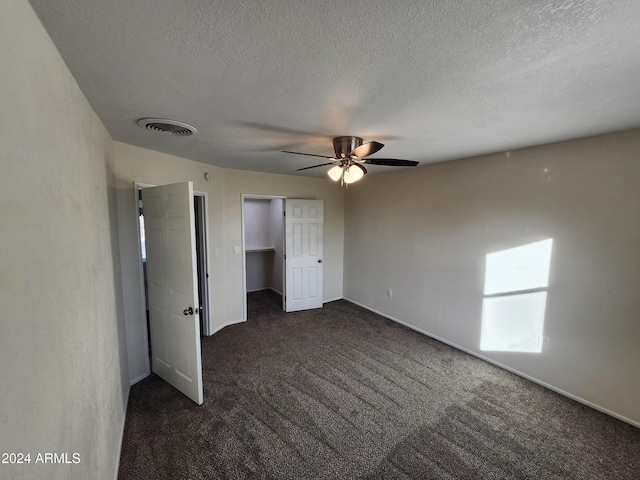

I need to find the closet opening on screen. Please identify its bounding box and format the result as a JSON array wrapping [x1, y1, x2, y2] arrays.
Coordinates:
[[241, 195, 285, 320]]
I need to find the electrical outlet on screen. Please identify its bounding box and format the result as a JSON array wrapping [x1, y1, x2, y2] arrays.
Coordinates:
[[387, 288, 393, 298], [214, 247, 220, 257], [234, 246, 240, 255]]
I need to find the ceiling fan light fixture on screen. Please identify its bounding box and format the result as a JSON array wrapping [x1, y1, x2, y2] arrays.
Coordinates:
[[327, 165, 343, 182], [289, 135, 418, 186], [343, 166, 364, 184]]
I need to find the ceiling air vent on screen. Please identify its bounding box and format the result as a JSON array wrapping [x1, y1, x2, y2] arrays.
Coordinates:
[[137, 118, 198, 136]]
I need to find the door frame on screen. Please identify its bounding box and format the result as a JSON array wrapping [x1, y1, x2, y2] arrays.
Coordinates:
[[241, 193, 286, 321], [193, 193, 212, 336], [133, 181, 155, 380], [134, 181, 213, 378]]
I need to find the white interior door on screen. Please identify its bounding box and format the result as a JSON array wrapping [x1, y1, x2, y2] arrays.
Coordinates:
[[285, 199, 324, 312], [142, 182, 203, 405]]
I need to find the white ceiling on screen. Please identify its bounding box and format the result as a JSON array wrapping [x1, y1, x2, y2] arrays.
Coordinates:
[[29, 0, 640, 177]]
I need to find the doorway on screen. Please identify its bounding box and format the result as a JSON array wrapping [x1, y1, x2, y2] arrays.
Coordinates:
[[138, 182, 204, 404], [193, 195, 212, 336], [137, 185, 213, 349], [241, 195, 285, 320]]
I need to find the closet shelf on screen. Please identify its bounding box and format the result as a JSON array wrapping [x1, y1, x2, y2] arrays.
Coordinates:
[[245, 248, 276, 254]]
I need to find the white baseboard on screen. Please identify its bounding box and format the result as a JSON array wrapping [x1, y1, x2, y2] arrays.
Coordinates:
[[247, 287, 270, 293], [129, 371, 150, 386], [210, 318, 246, 335], [323, 296, 344, 304], [247, 287, 284, 295], [247, 289, 341, 304], [344, 297, 640, 429], [113, 382, 130, 480]]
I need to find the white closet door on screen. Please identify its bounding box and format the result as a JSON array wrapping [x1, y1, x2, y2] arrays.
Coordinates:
[[285, 199, 324, 312]]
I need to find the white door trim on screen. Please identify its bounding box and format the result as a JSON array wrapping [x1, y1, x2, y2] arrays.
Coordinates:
[[194, 191, 212, 336], [133, 181, 155, 382]]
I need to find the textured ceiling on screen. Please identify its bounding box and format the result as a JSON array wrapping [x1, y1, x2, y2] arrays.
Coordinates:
[[29, 0, 640, 177]]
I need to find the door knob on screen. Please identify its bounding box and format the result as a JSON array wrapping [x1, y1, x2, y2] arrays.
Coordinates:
[[317, 259, 323, 263], [183, 306, 194, 316]]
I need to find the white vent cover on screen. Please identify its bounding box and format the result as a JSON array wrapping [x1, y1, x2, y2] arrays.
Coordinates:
[[137, 118, 198, 136]]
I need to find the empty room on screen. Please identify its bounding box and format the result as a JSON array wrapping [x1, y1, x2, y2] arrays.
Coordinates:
[[1, 1, 639, 479]]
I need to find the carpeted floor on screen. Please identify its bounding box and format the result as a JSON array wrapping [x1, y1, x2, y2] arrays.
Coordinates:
[[118, 290, 640, 479]]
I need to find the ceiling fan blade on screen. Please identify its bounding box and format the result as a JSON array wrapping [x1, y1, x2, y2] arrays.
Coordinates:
[[351, 141, 384, 158], [282, 150, 335, 159], [364, 158, 419, 167], [353, 163, 368, 175], [296, 161, 339, 171], [239, 122, 333, 139]]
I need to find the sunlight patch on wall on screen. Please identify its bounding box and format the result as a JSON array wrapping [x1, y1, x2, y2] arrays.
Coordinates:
[[139, 214, 147, 262], [480, 239, 553, 353]]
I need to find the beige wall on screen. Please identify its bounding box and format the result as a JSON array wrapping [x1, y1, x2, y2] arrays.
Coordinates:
[[0, 1, 129, 479], [5, 2, 637, 477], [114, 142, 345, 382], [344, 128, 640, 426]]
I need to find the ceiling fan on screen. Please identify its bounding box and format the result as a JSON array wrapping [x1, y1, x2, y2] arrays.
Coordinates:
[[283, 136, 419, 185]]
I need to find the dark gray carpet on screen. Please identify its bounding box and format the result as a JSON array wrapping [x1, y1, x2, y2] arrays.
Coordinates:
[[118, 290, 640, 479]]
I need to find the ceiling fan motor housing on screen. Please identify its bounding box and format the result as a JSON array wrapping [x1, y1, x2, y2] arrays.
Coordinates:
[[333, 136, 363, 158]]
